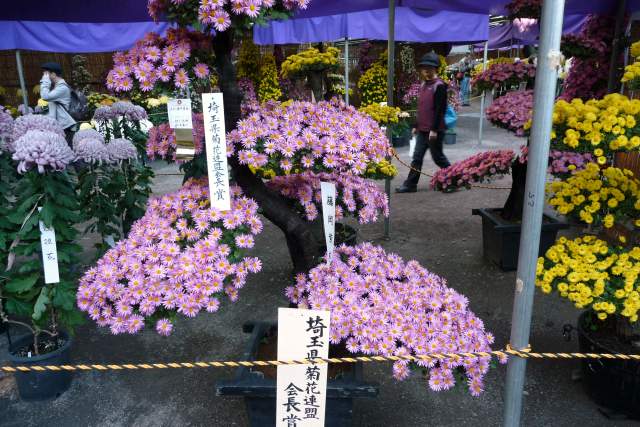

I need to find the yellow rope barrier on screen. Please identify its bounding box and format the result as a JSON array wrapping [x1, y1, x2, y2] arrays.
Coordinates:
[[3, 348, 640, 373]]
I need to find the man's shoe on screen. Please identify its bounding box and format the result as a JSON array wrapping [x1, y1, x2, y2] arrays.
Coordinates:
[[395, 185, 417, 193]]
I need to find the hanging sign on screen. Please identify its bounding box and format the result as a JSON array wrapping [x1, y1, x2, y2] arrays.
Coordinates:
[[167, 98, 195, 160], [38, 209, 59, 284], [276, 308, 331, 427], [320, 182, 336, 259], [202, 93, 231, 211], [167, 98, 193, 129]]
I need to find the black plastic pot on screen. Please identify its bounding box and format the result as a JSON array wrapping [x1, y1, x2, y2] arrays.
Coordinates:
[[577, 312, 640, 419], [8, 331, 73, 401], [392, 133, 410, 147], [472, 208, 568, 271], [216, 322, 378, 427]]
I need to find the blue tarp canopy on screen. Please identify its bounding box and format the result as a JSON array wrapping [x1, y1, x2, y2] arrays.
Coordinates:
[[253, 7, 489, 45]]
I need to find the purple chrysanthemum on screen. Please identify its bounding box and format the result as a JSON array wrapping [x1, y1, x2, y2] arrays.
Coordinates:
[[12, 130, 75, 173], [73, 129, 105, 149], [107, 138, 138, 161], [74, 138, 112, 164], [11, 114, 64, 143]]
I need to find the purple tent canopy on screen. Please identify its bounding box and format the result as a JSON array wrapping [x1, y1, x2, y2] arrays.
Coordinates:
[[474, 14, 588, 51], [254, 8, 489, 45], [0, 0, 168, 53]]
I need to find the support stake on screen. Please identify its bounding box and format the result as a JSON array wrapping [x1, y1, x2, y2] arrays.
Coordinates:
[[384, 0, 396, 240]]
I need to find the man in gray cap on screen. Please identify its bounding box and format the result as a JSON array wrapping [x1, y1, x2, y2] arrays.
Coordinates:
[[396, 51, 450, 193], [39, 62, 76, 143]]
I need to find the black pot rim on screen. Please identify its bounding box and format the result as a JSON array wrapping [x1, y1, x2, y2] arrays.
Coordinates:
[[472, 207, 569, 232], [8, 330, 72, 364]]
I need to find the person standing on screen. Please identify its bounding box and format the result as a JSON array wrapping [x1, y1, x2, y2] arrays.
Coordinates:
[[396, 52, 450, 193], [39, 62, 76, 144], [460, 71, 471, 106]]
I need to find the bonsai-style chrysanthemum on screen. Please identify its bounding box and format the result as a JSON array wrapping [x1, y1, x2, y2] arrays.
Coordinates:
[[431, 150, 515, 191], [230, 99, 390, 176], [286, 242, 503, 396], [11, 114, 64, 143], [77, 178, 263, 336], [12, 130, 75, 174], [267, 171, 389, 224]]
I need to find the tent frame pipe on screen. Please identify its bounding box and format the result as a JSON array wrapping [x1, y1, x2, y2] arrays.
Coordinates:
[[502, 0, 565, 426], [345, 37, 350, 104], [16, 50, 29, 111], [384, 0, 395, 239], [607, 0, 628, 94], [477, 41, 488, 146]]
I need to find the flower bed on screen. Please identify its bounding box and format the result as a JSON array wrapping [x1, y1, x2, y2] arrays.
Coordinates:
[[471, 61, 535, 93]]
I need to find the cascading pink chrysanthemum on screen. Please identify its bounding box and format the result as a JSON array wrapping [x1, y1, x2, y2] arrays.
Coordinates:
[[286, 242, 505, 396], [77, 178, 263, 336]]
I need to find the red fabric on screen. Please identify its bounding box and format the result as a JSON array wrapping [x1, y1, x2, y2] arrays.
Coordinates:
[[416, 78, 446, 132]]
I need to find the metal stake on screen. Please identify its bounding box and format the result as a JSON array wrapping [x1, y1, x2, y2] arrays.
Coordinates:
[[478, 41, 488, 146], [502, 1, 565, 426], [384, 0, 396, 240], [345, 37, 350, 105], [16, 50, 29, 111]]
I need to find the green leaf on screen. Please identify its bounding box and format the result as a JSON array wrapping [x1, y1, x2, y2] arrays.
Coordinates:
[[5, 299, 33, 316], [32, 287, 50, 320], [5, 274, 39, 293], [52, 283, 76, 311], [39, 202, 54, 228]]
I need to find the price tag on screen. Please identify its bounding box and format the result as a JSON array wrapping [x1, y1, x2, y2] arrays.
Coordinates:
[[167, 98, 193, 129], [202, 93, 231, 211], [320, 182, 336, 259], [276, 308, 330, 427], [38, 210, 59, 284]]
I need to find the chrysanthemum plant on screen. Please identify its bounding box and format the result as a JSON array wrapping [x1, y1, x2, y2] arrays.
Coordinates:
[[76, 101, 154, 256], [2, 117, 84, 352]]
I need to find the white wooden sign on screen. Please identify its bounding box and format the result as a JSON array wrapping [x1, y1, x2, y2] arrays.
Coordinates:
[[276, 308, 331, 427], [38, 210, 60, 284], [167, 98, 193, 129], [202, 93, 231, 211], [320, 182, 336, 259]]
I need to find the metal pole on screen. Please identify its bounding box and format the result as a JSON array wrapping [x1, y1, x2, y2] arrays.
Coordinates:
[[344, 37, 350, 105], [384, 0, 395, 239], [607, 0, 628, 94], [15, 50, 29, 111], [477, 41, 488, 146], [622, 13, 640, 93], [502, 1, 565, 426]]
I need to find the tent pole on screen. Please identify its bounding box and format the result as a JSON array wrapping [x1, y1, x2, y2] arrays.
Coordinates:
[[384, 0, 395, 240], [345, 37, 350, 104], [477, 41, 488, 146], [16, 50, 29, 111], [621, 13, 640, 93], [607, 0, 627, 93], [502, 1, 565, 426]]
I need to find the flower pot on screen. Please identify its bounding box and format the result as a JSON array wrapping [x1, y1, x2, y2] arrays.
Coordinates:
[[577, 312, 640, 419], [9, 331, 73, 401], [392, 134, 410, 147], [471, 208, 569, 271], [216, 322, 378, 427], [444, 131, 456, 145]]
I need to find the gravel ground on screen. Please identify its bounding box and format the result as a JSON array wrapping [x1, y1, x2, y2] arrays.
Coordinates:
[[1, 102, 637, 427]]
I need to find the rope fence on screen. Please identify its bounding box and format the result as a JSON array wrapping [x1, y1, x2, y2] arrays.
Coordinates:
[[4, 346, 640, 373]]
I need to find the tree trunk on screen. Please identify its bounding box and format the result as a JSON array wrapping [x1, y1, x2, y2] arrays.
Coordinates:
[[212, 32, 326, 273], [501, 159, 526, 222]]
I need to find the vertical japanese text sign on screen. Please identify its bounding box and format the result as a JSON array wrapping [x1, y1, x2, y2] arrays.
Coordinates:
[[202, 93, 231, 211], [276, 308, 331, 427], [38, 208, 59, 284], [320, 182, 336, 260]]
